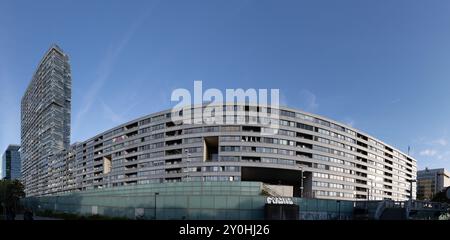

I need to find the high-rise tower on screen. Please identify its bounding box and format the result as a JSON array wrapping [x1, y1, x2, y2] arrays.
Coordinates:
[[21, 45, 71, 196], [1, 144, 21, 180]]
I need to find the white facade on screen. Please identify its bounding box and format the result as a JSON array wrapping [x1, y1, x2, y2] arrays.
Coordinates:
[[45, 104, 416, 201]]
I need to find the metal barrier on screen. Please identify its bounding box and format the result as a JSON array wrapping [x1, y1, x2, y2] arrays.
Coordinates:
[[22, 181, 355, 220]]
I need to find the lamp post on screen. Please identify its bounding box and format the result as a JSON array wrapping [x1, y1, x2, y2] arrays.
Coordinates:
[[298, 169, 306, 198], [154, 192, 159, 220], [366, 179, 373, 213], [300, 170, 304, 198], [337, 200, 341, 220], [407, 179, 416, 219]]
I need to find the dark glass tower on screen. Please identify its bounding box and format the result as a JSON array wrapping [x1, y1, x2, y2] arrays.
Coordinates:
[[1, 145, 21, 180], [21, 45, 71, 196]]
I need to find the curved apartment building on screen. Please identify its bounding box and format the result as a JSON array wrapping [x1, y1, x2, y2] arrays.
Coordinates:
[[48, 104, 416, 201]]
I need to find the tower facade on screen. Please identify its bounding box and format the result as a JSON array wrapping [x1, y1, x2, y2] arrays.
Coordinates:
[[21, 45, 71, 196]]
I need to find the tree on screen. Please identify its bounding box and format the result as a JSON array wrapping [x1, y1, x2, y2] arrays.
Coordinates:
[[0, 179, 25, 214], [431, 186, 450, 203]]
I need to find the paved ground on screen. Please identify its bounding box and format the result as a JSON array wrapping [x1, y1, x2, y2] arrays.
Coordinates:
[[1, 214, 61, 220]]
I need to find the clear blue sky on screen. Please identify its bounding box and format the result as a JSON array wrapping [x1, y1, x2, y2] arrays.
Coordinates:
[[1, 0, 450, 173]]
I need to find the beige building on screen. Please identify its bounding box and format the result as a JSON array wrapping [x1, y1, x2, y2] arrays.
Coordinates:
[[417, 168, 450, 200]]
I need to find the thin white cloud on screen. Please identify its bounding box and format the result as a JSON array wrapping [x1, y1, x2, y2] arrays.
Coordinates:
[[341, 117, 355, 128], [419, 149, 437, 157], [414, 136, 450, 170], [99, 97, 140, 126], [100, 101, 124, 124], [73, 8, 154, 134], [432, 138, 448, 146], [299, 90, 319, 112]]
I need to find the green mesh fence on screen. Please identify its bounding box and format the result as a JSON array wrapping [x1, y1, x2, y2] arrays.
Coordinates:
[[22, 181, 354, 220]]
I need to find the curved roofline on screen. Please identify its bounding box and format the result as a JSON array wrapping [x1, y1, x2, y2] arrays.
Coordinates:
[[73, 102, 416, 162]]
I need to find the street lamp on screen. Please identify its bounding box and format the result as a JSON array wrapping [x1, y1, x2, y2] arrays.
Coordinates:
[[407, 179, 417, 218], [366, 179, 373, 213], [154, 192, 159, 220], [337, 200, 341, 220], [300, 170, 303, 198], [299, 170, 306, 198]]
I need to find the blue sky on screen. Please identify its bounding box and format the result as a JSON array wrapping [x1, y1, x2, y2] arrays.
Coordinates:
[[1, 0, 450, 173]]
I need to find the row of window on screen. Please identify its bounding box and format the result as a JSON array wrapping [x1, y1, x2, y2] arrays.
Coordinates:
[[313, 181, 355, 190], [314, 190, 354, 198], [315, 136, 357, 152], [220, 134, 410, 176], [317, 128, 357, 145], [313, 172, 355, 183], [313, 145, 356, 160], [183, 166, 240, 173]]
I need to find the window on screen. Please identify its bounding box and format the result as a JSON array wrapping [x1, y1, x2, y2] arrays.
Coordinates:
[[296, 113, 314, 122], [330, 123, 345, 132], [184, 127, 202, 134], [204, 126, 219, 132], [280, 110, 296, 118], [221, 136, 240, 142], [297, 123, 314, 131], [139, 118, 152, 126], [278, 129, 295, 137], [220, 146, 240, 152], [221, 126, 240, 132], [185, 147, 202, 153], [318, 128, 330, 136], [184, 137, 202, 144], [313, 172, 329, 179], [313, 145, 329, 153], [315, 118, 330, 127], [220, 156, 239, 162]]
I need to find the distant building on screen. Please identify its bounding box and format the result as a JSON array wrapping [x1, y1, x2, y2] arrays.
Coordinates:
[[1, 145, 21, 180], [417, 168, 450, 200]]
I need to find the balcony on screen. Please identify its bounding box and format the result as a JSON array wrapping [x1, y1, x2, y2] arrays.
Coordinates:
[[166, 139, 182, 146], [166, 149, 182, 156], [166, 130, 182, 137]]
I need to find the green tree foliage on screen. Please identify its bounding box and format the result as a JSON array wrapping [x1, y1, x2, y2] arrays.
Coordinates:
[[0, 180, 25, 210], [431, 186, 450, 203]]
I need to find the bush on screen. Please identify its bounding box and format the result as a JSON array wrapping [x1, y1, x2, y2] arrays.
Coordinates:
[[431, 187, 450, 203], [0, 180, 25, 210]]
